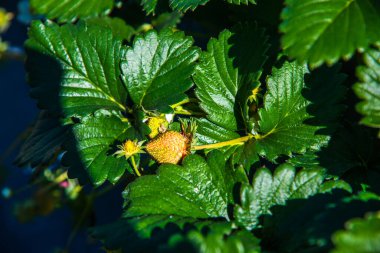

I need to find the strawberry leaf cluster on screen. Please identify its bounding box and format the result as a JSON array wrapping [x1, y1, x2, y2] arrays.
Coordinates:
[[14, 0, 380, 252]]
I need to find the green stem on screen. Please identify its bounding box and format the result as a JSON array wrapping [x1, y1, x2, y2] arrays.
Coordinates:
[[174, 109, 205, 116], [192, 135, 253, 151], [171, 98, 192, 108], [131, 156, 141, 177]]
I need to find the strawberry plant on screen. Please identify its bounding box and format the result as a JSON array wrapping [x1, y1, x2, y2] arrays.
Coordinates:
[[8, 0, 380, 252]]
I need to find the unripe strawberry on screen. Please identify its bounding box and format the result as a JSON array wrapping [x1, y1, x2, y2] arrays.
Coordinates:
[[146, 131, 189, 164]]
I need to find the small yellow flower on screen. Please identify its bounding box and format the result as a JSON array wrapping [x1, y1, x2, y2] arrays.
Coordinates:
[[114, 140, 145, 160], [248, 85, 262, 103], [0, 8, 13, 33]]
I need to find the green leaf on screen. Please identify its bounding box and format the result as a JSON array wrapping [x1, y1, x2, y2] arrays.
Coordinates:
[[261, 192, 380, 252], [332, 212, 380, 253], [91, 216, 259, 253], [194, 24, 268, 152], [121, 29, 199, 113], [290, 125, 375, 177], [303, 64, 347, 132], [195, 119, 240, 146], [225, 0, 256, 5], [235, 164, 334, 230], [85, 17, 136, 41], [324, 126, 377, 176], [281, 0, 380, 67], [354, 45, 380, 135], [15, 111, 70, 167], [167, 222, 261, 253], [254, 61, 331, 161], [63, 110, 131, 186], [141, 0, 255, 13], [141, 0, 158, 15], [26, 21, 127, 118], [124, 151, 233, 219], [90, 215, 197, 252], [194, 25, 268, 132], [30, 0, 114, 23], [287, 151, 321, 169], [152, 12, 183, 31], [169, 0, 210, 12]]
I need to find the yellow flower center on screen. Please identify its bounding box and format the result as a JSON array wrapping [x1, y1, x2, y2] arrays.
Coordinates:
[[114, 140, 144, 159], [124, 140, 139, 154]]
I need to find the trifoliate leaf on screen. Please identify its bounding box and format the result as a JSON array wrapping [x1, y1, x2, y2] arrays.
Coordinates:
[[30, 0, 114, 23], [14, 111, 70, 168], [354, 45, 380, 136], [234, 164, 331, 230], [124, 151, 233, 219], [194, 25, 268, 132], [331, 212, 380, 253], [26, 21, 127, 118], [85, 17, 136, 41], [121, 29, 199, 113], [281, 0, 380, 67], [254, 61, 332, 161], [63, 110, 131, 186], [261, 192, 380, 252]]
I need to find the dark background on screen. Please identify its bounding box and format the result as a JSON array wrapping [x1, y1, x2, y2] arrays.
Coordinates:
[[0, 1, 123, 252]]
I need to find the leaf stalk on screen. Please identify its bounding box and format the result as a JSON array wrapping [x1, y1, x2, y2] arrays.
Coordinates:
[[192, 135, 253, 150], [131, 156, 141, 177]]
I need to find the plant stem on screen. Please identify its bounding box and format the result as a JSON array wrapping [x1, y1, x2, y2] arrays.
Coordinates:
[[121, 117, 129, 123], [192, 135, 252, 151], [171, 98, 191, 108], [131, 156, 141, 177], [174, 109, 205, 116]]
